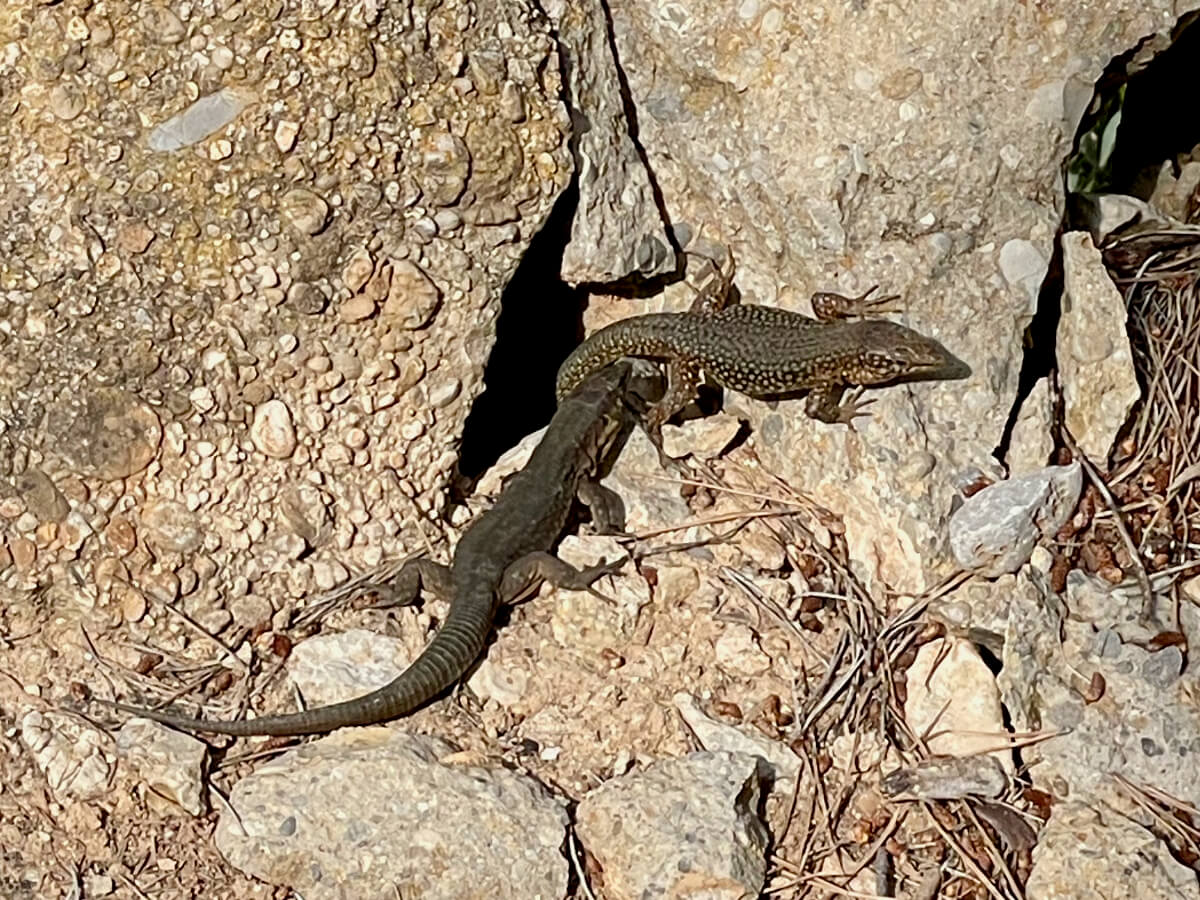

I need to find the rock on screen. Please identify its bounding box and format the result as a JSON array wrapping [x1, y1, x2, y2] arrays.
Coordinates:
[[13, 469, 70, 522], [575, 752, 769, 900], [553, 0, 674, 282], [250, 399, 297, 459], [1026, 801, 1199, 900], [1000, 568, 1200, 811], [1058, 232, 1140, 463], [48, 388, 162, 480], [286, 629, 417, 708], [147, 87, 253, 151], [661, 413, 742, 460], [1006, 376, 1054, 475], [673, 693, 802, 804], [116, 718, 207, 816], [949, 463, 1082, 575], [20, 711, 112, 801], [279, 188, 330, 237], [904, 638, 1011, 772], [139, 499, 203, 553], [215, 730, 568, 899]]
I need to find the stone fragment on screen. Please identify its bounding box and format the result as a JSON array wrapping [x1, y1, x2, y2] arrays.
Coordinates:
[[116, 718, 208, 816], [949, 463, 1081, 576], [904, 638, 1012, 772], [148, 88, 252, 151], [1058, 232, 1140, 463], [382, 259, 441, 330], [250, 399, 297, 458], [215, 730, 568, 899], [576, 752, 769, 900], [20, 711, 113, 801]]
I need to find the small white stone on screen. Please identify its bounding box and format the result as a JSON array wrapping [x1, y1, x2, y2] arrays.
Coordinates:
[[250, 400, 297, 458]]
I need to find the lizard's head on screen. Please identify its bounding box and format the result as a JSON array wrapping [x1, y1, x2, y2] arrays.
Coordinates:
[[855, 322, 972, 385]]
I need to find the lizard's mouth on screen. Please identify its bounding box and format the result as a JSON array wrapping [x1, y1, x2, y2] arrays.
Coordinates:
[[922, 352, 972, 380]]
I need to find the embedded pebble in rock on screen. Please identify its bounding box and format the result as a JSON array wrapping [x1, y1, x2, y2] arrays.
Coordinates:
[[575, 752, 769, 900], [273, 120, 300, 153], [14, 469, 69, 523], [20, 712, 113, 801], [117, 222, 156, 254], [339, 293, 376, 322], [147, 88, 254, 152], [50, 388, 162, 480], [140, 499, 202, 553], [10, 537, 36, 571], [279, 188, 330, 236], [116, 718, 207, 816], [250, 400, 297, 459], [214, 730, 569, 900], [949, 463, 1082, 576], [382, 259, 441, 330], [287, 282, 328, 315], [661, 414, 742, 460], [341, 248, 374, 293]]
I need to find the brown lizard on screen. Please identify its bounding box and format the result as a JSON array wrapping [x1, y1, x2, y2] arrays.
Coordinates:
[[556, 260, 969, 427]]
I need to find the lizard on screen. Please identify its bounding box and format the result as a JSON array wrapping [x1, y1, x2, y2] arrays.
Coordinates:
[[556, 260, 970, 428], [108, 360, 665, 736]]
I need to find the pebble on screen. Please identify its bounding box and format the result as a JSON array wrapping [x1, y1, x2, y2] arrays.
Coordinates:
[[340, 294, 377, 322], [382, 259, 440, 329], [280, 188, 330, 236], [147, 88, 251, 152], [9, 537, 36, 570], [250, 399, 298, 458], [342, 247, 374, 292]]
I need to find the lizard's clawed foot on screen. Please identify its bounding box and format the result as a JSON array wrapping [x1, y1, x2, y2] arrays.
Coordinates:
[[578, 555, 630, 604], [836, 389, 877, 430], [811, 284, 901, 321]]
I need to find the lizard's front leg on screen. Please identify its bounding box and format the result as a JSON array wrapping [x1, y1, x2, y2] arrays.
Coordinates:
[[805, 382, 875, 427], [363, 558, 453, 609]]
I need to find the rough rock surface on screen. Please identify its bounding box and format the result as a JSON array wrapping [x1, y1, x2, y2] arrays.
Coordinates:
[[949, 463, 1082, 576], [575, 751, 770, 900], [1001, 570, 1200, 812], [1027, 801, 1200, 900], [1058, 232, 1140, 463], [594, 0, 1187, 594], [215, 729, 569, 900], [904, 638, 1012, 772]]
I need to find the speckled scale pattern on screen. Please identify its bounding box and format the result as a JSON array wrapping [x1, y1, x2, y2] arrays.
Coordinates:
[[556, 303, 969, 402]]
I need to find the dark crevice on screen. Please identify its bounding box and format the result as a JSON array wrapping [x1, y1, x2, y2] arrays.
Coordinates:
[[457, 185, 585, 482], [996, 15, 1200, 467], [458, 1, 687, 483]]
